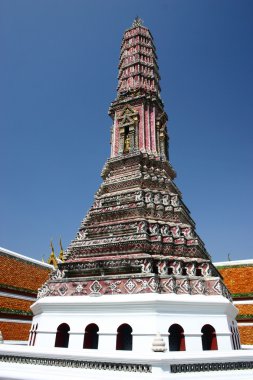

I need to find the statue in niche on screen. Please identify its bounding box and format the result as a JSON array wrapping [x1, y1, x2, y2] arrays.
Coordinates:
[[182, 227, 194, 239], [135, 191, 143, 201], [162, 194, 170, 206], [199, 263, 211, 277], [186, 262, 196, 276], [158, 261, 168, 275], [149, 223, 159, 236], [124, 134, 130, 153], [171, 225, 181, 238], [137, 221, 147, 233], [145, 192, 152, 203], [171, 195, 179, 207], [154, 193, 161, 204], [171, 261, 181, 275], [141, 259, 152, 273], [161, 225, 170, 236]]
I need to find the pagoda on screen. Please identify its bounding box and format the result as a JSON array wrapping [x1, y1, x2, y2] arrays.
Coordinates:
[[38, 17, 228, 301], [31, 18, 239, 354]]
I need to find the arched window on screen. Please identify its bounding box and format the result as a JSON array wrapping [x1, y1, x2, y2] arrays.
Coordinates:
[[168, 324, 186, 351], [83, 323, 99, 349], [201, 324, 218, 350], [116, 324, 132, 350], [55, 323, 70, 348]]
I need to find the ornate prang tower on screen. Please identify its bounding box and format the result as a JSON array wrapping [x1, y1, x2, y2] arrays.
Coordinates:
[[32, 19, 239, 354]]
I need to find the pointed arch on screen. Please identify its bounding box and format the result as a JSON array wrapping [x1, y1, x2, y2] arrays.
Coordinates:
[[55, 323, 70, 348], [201, 324, 218, 350], [116, 323, 133, 350], [168, 324, 186, 351], [83, 323, 99, 349]]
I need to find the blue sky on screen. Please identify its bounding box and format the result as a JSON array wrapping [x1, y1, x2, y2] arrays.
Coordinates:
[[1, 0, 253, 263]]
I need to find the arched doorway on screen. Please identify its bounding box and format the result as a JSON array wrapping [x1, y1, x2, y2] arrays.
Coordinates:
[[201, 324, 218, 350], [55, 323, 70, 348], [83, 323, 99, 349], [168, 324, 186, 351], [116, 323, 132, 350]]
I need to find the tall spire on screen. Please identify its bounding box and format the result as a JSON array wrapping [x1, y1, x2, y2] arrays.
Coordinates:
[[109, 19, 168, 160]]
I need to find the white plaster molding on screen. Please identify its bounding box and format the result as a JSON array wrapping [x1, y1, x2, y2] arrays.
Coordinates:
[[3, 340, 28, 345], [241, 344, 253, 350], [31, 293, 237, 316], [214, 259, 253, 267], [0, 318, 31, 324], [0, 291, 36, 302], [0, 247, 53, 269]]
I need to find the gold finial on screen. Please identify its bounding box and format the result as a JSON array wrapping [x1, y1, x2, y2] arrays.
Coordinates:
[[47, 240, 57, 267], [59, 237, 63, 252], [58, 238, 64, 262], [132, 16, 143, 28], [50, 240, 54, 253]]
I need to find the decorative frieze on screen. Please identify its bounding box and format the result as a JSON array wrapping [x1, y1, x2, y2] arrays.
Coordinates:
[[170, 361, 253, 373], [38, 275, 231, 300], [0, 355, 152, 373]]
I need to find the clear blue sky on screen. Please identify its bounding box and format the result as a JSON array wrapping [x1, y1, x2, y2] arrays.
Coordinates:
[[1, 0, 253, 263]]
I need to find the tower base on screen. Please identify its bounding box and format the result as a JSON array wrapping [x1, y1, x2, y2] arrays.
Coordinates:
[[31, 293, 237, 352]]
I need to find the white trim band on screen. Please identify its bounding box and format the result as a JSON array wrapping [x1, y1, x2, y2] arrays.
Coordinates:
[[0, 292, 36, 302], [0, 247, 53, 269], [0, 318, 31, 324]]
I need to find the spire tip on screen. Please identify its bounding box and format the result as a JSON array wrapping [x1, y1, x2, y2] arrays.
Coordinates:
[[132, 16, 143, 28]]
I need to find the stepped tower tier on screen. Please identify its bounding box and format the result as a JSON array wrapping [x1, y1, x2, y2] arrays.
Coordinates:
[[37, 18, 230, 301]]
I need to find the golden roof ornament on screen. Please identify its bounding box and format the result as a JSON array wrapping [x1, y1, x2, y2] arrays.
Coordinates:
[[50, 240, 54, 254], [47, 240, 58, 268], [58, 238, 64, 262]]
